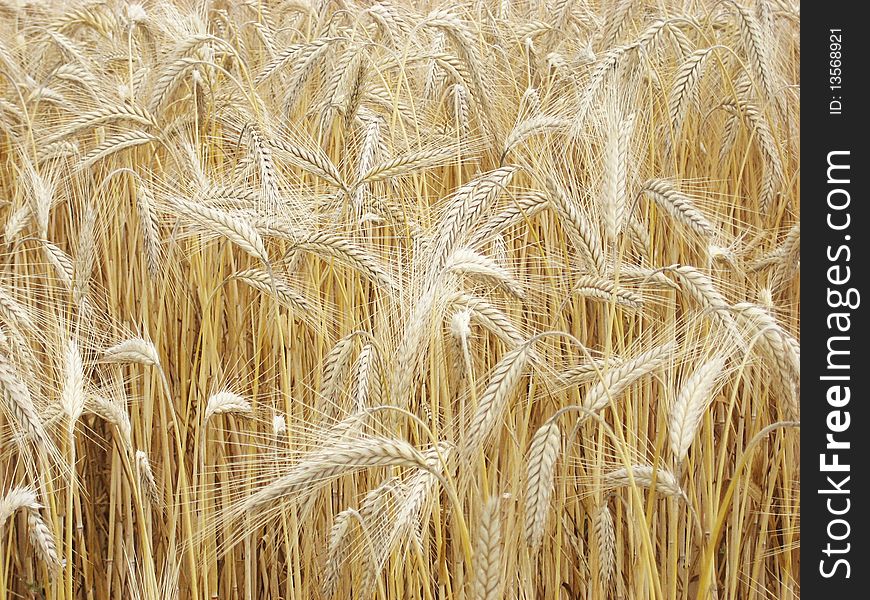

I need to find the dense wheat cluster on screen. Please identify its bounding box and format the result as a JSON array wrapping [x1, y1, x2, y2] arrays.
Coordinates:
[[0, 0, 799, 598]]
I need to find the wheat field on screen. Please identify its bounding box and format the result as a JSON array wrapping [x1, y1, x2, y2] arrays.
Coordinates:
[[0, 1, 799, 598]]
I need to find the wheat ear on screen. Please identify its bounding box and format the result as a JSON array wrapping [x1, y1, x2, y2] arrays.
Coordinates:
[[27, 508, 62, 573], [290, 232, 397, 292], [732, 2, 778, 108], [233, 269, 317, 320], [450, 293, 525, 347], [604, 465, 685, 500], [239, 437, 431, 513], [271, 137, 348, 191], [135, 182, 162, 277], [668, 48, 714, 146], [472, 496, 502, 600], [0, 486, 39, 526], [79, 131, 158, 170], [668, 356, 727, 463], [0, 285, 36, 332], [136, 450, 162, 510], [89, 395, 132, 450], [0, 349, 52, 451], [594, 501, 616, 587], [101, 337, 160, 366], [429, 167, 517, 278], [544, 175, 605, 273], [524, 421, 561, 549], [642, 179, 716, 238], [572, 275, 644, 310], [584, 341, 676, 413], [446, 248, 525, 299], [320, 335, 356, 406], [204, 391, 252, 426], [465, 344, 530, 456], [172, 198, 269, 264], [323, 508, 355, 598], [469, 191, 550, 247], [603, 111, 635, 245], [358, 146, 458, 184], [39, 239, 75, 288], [44, 103, 158, 144]]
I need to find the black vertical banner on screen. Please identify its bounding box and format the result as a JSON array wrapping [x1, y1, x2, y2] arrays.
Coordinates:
[[803, 3, 866, 598]]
